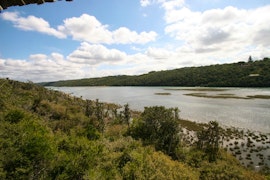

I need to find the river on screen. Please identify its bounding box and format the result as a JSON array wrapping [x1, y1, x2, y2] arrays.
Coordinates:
[[49, 86, 270, 133]]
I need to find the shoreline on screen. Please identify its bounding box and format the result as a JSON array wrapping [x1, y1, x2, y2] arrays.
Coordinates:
[[49, 86, 270, 170]]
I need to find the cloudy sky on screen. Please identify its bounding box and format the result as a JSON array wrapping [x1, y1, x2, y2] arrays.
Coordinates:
[[0, 0, 269, 82]]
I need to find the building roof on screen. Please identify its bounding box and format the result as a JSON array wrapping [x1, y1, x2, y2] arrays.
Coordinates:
[[0, 0, 73, 10]]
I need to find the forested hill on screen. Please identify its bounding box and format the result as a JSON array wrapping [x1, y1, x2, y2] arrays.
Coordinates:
[[42, 58, 270, 87]]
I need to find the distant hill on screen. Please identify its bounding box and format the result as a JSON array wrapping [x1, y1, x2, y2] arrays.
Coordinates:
[[41, 58, 270, 87]]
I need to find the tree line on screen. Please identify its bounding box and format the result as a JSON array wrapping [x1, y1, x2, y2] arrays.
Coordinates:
[[41, 58, 270, 87]]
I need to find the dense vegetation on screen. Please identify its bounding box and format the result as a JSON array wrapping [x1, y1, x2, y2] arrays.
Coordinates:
[[41, 58, 270, 87], [0, 78, 267, 179]]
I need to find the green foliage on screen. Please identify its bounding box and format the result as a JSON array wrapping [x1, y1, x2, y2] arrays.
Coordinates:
[[183, 148, 207, 168], [129, 106, 181, 158], [85, 99, 94, 117], [85, 123, 101, 140], [42, 58, 270, 87], [122, 103, 131, 126], [4, 109, 25, 123], [199, 161, 245, 180], [50, 134, 104, 179], [118, 148, 199, 180], [197, 121, 220, 162], [0, 79, 266, 179], [0, 118, 56, 179]]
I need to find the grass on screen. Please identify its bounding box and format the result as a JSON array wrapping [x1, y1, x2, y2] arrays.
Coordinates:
[[178, 119, 205, 131]]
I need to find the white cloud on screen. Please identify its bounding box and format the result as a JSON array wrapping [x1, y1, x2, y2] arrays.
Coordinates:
[[146, 47, 174, 59], [67, 42, 127, 65], [0, 53, 85, 82], [1, 12, 66, 39], [161, 0, 185, 11], [1, 12, 157, 45], [113, 27, 157, 44], [140, 0, 151, 7], [59, 14, 113, 44], [60, 14, 157, 44], [0, 43, 202, 82], [163, 4, 270, 57], [29, 54, 48, 61]]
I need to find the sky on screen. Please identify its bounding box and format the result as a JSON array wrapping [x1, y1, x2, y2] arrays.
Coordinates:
[[0, 0, 270, 82]]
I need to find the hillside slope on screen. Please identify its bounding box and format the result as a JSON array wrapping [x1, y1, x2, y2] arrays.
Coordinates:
[[41, 58, 270, 87]]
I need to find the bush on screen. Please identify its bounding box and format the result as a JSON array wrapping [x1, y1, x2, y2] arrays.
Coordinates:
[[4, 110, 25, 123], [129, 106, 181, 158]]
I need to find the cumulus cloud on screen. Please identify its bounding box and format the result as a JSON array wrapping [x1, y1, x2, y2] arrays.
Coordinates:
[[140, 0, 151, 7], [113, 27, 157, 44], [1, 12, 66, 39], [60, 14, 157, 44], [0, 43, 210, 82], [1, 12, 157, 44], [67, 42, 127, 65], [161, 0, 185, 11], [163, 4, 270, 56], [0, 53, 85, 82], [59, 14, 113, 44], [146, 47, 174, 59]]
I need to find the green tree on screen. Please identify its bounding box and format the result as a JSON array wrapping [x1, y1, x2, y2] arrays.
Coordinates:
[[123, 103, 131, 127], [85, 99, 93, 117], [197, 121, 220, 162], [94, 99, 105, 133], [129, 106, 181, 158], [248, 55, 253, 63]]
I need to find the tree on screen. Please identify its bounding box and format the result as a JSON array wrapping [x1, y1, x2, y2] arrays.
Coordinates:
[[129, 106, 181, 158], [197, 121, 220, 162], [94, 99, 105, 133], [123, 103, 131, 127], [85, 99, 93, 117], [248, 55, 253, 63]]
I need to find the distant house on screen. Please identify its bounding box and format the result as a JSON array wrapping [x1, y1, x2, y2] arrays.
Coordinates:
[[249, 74, 260, 77]]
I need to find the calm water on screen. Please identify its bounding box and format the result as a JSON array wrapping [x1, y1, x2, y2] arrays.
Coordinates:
[[49, 86, 270, 133]]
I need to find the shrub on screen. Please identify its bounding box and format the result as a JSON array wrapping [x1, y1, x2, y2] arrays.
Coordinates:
[[4, 110, 25, 123]]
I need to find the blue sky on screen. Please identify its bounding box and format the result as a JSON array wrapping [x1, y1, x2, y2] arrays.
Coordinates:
[[0, 0, 270, 82]]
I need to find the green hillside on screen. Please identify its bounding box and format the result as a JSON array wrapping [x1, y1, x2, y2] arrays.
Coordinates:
[[0, 78, 267, 179], [42, 58, 270, 87]]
